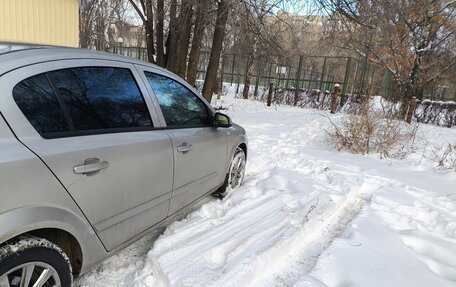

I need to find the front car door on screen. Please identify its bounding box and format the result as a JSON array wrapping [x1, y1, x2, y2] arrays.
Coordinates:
[[136, 66, 228, 214], [0, 60, 173, 251]]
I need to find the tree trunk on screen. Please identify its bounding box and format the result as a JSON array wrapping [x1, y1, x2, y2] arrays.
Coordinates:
[[80, 19, 92, 48], [186, 0, 209, 85], [202, 0, 229, 103], [175, 2, 194, 78], [79, 0, 95, 48], [145, 24, 155, 63], [156, 0, 165, 67], [166, 0, 178, 71], [404, 53, 422, 100], [401, 50, 423, 116], [242, 44, 256, 99], [215, 50, 225, 97], [145, 0, 155, 63]]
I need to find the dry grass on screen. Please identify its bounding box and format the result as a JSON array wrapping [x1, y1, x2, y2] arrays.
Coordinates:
[[326, 101, 418, 158], [435, 144, 456, 171]]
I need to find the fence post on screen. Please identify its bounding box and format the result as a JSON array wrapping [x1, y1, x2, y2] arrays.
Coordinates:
[[319, 57, 327, 91], [285, 65, 292, 88], [308, 71, 313, 89], [254, 63, 260, 98], [294, 55, 304, 106], [331, 84, 340, 114], [342, 57, 351, 95], [267, 82, 274, 106], [368, 66, 376, 96], [405, 97, 417, 124], [268, 63, 273, 85], [230, 54, 236, 85], [380, 70, 389, 97], [240, 56, 250, 96], [276, 70, 281, 88], [351, 60, 359, 94]]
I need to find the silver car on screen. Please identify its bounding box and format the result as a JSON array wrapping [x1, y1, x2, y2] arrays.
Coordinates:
[[0, 43, 247, 286]]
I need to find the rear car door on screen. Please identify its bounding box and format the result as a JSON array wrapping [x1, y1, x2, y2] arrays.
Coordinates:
[[136, 66, 228, 214], [0, 60, 173, 251]]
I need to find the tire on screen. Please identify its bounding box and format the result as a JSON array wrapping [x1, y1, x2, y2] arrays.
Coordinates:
[[215, 147, 246, 198], [0, 236, 72, 287]]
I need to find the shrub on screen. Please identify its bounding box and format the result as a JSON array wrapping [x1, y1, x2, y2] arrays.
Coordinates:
[[326, 101, 418, 157], [434, 144, 456, 171]]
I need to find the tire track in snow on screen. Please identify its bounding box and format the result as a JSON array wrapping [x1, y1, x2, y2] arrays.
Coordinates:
[[241, 180, 381, 287], [143, 171, 386, 287], [136, 190, 294, 287]]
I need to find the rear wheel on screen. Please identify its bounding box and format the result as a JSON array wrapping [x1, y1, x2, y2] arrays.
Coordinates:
[[0, 237, 72, 287]]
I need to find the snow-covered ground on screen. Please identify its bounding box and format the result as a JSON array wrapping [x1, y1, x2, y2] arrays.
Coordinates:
[[76, 87, 456, 287]]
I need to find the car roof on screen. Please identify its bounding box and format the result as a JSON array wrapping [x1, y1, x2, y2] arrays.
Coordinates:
[[0, 41, 167, 76], [0, 42, 56, 55]]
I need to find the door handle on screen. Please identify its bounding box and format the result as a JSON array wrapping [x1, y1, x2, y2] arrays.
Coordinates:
[[177, 142, 193, 153], [74, 158, 109, 175]]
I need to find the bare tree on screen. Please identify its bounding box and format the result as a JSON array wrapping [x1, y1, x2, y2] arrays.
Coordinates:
[[80, 0, 123, 50], [319, 0, 456, 106], [202, 0, 231, 102], [174, 2, 195, 77], [166, 0, 179, 70], [186, 0, 211, 85], [80, 0, 97, 48], [128, 0, 155, 63], [155, 0, 166, 66]]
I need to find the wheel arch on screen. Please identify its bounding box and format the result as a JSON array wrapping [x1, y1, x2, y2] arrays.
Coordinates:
[[26, 228, 83, 276], [238, 142, 247, 160], [0, 205, 106, 276], [230, 133, 248, 160], [224, 136, 248, 176]]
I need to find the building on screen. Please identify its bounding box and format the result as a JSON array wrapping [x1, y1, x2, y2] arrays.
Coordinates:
[[0, 0, 79, 47]]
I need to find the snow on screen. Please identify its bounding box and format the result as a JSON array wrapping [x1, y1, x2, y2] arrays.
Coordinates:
[[1, 236, 73, 283], [76, 86, 456, 287]]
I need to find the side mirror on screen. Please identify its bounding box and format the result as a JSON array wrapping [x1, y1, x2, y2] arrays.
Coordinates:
[[214, 112, 232, 128]]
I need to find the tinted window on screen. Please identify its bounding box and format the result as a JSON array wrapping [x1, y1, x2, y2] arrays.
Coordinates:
[[47, 67, 152, 131], [145, 73, 210, 127], [13, 74, 70, 134]]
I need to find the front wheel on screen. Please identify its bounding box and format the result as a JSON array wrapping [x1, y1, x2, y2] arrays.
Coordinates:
[[214, 147, 246, 198], [228, 147, 246, 189], [0, 237, 73, 287]]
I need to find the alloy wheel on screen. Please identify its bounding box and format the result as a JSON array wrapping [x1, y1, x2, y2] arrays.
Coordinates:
[[0, 262, 61, 287], [228, 148, 246, 189]]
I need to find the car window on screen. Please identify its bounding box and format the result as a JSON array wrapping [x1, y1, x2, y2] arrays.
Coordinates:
[[13, 74, 70, 134], [144, 72, 210, 127], [47, 67, 152, 131]]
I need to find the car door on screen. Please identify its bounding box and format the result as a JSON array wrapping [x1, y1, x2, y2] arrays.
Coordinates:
[[136, 66, 228, 214], [0, 60, 173, 251]]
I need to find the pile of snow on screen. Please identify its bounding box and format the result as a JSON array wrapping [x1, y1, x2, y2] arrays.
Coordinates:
[[77, 85, 456, 287]]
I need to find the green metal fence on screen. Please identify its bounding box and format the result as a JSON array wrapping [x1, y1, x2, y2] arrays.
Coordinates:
[[112, 45, 148, 61], [110, 46, 456, 101], [196, 52, 352, 94]]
